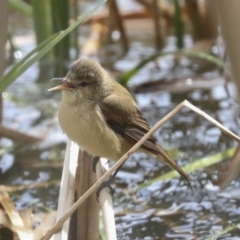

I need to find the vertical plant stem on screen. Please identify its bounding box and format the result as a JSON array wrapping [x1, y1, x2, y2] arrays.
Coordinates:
[[204, 0, 218, 39], [31, 0, 50, 44], [108, 0, 128, 52], [72, 0, 79, 58], [184, 0, 201, 40], [57, 0, 69, 60], [152, 0, 163, 50], [31, 0, 51, 81], [217, 0, 240, 95], [185, 0, 217, 40], [0, 0, 8, 124], [50, 0, 70, 62], [173, 0, 184, 48]]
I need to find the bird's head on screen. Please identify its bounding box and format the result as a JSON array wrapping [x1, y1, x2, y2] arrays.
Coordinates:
[[49, 58, 107, 104]]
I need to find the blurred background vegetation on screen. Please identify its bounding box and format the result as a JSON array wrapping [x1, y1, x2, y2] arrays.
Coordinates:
[[1, 0, 240, 239]]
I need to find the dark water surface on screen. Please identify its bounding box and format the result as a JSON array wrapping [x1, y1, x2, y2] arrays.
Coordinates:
[[2, 3, 240, 240]]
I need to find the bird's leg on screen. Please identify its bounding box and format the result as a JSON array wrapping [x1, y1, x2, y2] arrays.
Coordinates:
[[92, 156, 110, 172], [96, 162, 124, 200], [92, 156, 114, 199], [92, 156, 100, 172]]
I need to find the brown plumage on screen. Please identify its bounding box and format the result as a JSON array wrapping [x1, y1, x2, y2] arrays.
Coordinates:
[[49, 58, 189, 182]]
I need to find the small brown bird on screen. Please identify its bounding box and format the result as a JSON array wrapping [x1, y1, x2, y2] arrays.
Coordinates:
[[49, 58, 189, 182]]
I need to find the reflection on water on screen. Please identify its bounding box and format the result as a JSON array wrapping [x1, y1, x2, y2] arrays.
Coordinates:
[[2, 2, 240, 239]]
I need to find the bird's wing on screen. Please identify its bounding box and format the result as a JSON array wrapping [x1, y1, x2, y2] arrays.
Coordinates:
[[100, 94, 190, 183], [99, 94, 160, 155]]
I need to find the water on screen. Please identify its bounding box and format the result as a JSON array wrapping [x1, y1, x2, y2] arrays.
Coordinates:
[[2, 2, 240, 239]]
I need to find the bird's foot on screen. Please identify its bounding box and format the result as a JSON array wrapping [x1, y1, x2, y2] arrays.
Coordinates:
[[96, 175, 115, 201]]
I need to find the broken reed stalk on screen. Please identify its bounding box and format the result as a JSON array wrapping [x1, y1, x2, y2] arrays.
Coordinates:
[[96, 158, 117, 240], [42, 100, 240, 240], [52, 140, 100, 240], [183, 101, 240, 142], [0, 191, 32, 240], [33, 212, 56, 240], [0, 194, 56, 239], [73, 151, 100, 240], [0, 209, 15, 232], [53, 140, 78, 240]]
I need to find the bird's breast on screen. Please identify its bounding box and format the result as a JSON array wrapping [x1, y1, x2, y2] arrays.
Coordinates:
[[58, 100, 124, 160]]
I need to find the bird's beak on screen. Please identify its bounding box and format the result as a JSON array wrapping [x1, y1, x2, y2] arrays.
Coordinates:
[[48, 78, 73, 91]]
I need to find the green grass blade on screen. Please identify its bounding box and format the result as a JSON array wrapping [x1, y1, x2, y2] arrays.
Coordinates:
[[138, 148, 235, 189], [206, 223, 240, 240], [0, 0, 106, 92], [9, 0, 32, 17], [119, 50, 229, 85], [173, 0, 184, 48], [0, 33, 59, 91]]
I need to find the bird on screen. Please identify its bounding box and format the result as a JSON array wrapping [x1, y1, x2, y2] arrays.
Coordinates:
[[48, 58, 189, 183]]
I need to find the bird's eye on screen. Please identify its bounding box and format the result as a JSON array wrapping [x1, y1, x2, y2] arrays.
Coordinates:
[[79, 82, 87, 87]]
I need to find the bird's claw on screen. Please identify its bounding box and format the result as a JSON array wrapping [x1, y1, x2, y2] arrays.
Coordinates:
[[96, 176, 115, 202]]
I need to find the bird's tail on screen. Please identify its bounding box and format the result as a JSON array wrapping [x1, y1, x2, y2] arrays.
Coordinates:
[[155, 144, 190, 183]]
